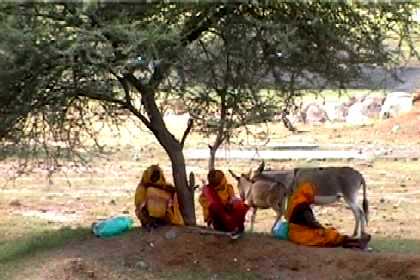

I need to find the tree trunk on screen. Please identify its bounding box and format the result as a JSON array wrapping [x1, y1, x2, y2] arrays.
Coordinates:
[[281, 110, 297, 133], [125, 76, 196, 225], [208, 90, 226, 171], [166, 144, 196, 225], [149, 128, 196, 225], [208, 145, 217, 171], [208, 133, 224, 171], [153, 127, 196, 225]]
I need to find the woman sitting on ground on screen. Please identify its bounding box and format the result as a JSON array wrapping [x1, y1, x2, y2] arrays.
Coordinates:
[[134, 165, 184, 229], [286, 181, 370, 249], [199, 170, 249, 234]]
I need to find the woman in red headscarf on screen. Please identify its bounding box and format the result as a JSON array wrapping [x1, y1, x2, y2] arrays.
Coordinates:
[[199, 170, 249, 234]]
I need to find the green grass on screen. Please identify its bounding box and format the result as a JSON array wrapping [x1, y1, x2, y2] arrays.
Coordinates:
[[0, 216, 90, 280], [371, 237, 420, 254], [0, 226, 90, 263]]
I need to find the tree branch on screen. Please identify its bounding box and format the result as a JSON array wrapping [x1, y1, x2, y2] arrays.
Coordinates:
[[124, 102, 153, 131], [123, 73, 171, 138], [147, 5, 232, 92], [123, 73, 157, 123], [123, 73, 149, 96], [213, 88, 227, 150], [198, 39, 220, 90], [77, 90, 125, 107], [110, 69, 132, 105], [180, 118, 194, 149], [114, 73, 153, 130]]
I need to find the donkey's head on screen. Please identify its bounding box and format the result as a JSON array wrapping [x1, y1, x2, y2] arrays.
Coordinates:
[[246, 160, 265, 180], [229, 169, 255, 200]]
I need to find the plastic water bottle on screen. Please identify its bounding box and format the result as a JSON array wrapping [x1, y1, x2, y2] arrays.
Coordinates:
[[92, 216, 134, 238], [272, 221, 289, 240]]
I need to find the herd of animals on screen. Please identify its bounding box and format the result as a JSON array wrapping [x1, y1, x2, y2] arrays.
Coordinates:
[[227, 161, 369, 238]]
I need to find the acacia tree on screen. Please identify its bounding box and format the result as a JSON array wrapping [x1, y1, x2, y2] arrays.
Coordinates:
[[0, 2, 235, 225], [0, 2, 418, 225], [170, 2, 419, 170]]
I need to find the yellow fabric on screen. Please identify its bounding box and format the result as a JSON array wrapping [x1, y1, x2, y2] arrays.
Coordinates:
[[134, 165, 184, 225], [286, 182, 315, 221], [134, 165, 166, 208], [167, 194, 184, 225], [288, 223, 344, 247], [199, 170, 235, 223], [286, 181, 344, 247], [145, 187, 172, 218]]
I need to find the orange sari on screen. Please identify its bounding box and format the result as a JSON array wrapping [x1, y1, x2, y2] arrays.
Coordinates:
[[286, 182, 344, 247]]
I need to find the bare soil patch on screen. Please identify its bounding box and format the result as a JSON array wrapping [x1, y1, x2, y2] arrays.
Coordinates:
[[35, 227, 420, 280], [376, 102, 420, 141], [329, 101, 420, 144]]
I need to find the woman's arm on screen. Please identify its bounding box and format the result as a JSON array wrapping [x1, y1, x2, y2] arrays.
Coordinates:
[[302, 208, 324, 229]]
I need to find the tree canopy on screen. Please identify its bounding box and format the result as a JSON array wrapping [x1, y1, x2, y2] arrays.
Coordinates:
[[0, 2, 418, 224]]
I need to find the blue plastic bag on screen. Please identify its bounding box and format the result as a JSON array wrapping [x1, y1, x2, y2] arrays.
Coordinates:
[[92, 216, 134, 238], [272, 221, 289, 240]]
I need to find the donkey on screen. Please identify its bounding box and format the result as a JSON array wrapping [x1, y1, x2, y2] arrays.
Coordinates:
[[253, 162, 369, 237], [229, 169, 289, 232]]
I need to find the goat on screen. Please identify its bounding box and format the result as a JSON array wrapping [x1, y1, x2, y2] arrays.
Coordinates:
[[229, 169, 288, 233], [252, 161, 369, 237]]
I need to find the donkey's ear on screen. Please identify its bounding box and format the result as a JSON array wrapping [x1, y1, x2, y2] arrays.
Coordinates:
[[247, 168, 252, 178], [228, 170, 240, 181], [256, 160, 265, 174]]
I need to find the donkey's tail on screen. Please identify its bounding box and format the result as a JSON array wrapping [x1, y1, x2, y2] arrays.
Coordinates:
[[361, 176, 369, 225]]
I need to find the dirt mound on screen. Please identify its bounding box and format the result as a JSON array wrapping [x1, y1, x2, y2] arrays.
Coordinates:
[[328, 101, 420, 144], [36, 227, 420, 280], [376, 102, 420, 140]]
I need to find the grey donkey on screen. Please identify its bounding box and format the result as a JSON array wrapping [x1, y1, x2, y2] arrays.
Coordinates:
[[252, 161, 369, 237], [229, 169, 289, 233]]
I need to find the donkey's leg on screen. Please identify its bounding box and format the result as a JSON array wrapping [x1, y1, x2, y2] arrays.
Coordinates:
[[348, 202, 361, 237], [270, 196, 285, 233], [358, 206, 367, 235], [271, 211, 281, 233], [343, 192, 361, 238], [250, 207, 257, 232]]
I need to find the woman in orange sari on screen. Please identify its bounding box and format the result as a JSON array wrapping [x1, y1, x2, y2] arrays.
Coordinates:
[[199, 170, 249, 234], [286, 181, 370, 249]]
